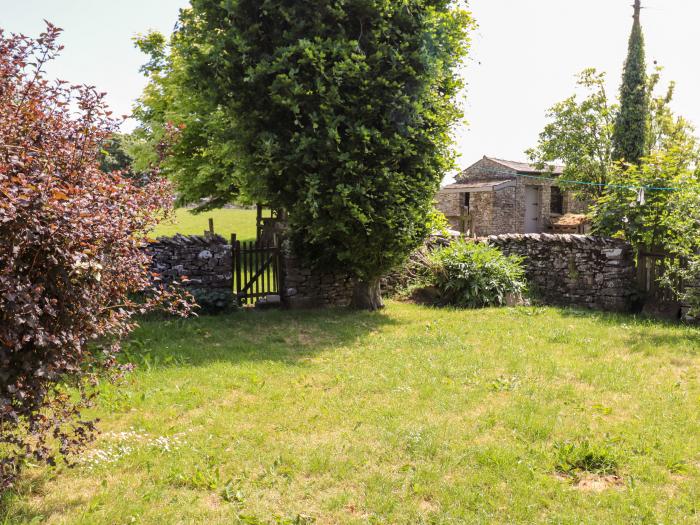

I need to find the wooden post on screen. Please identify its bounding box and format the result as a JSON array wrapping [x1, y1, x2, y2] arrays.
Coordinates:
[[231, 233, 237, 293], [233, 235, 242, 303], [256, 204, 263, 242], [276, 242, 282, 295], [208, 218, 214, 236]]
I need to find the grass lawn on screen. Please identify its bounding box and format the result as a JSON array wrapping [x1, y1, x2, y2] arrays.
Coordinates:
[[152, 208, 261, 241], [3, 303, 700, 524]]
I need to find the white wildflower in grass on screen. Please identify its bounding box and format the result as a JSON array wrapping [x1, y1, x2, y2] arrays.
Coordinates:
[[80, 443, 134, 469], [78, 429, 189, 470], [103, 430, 148, 443], [149, 433, 188, 454]]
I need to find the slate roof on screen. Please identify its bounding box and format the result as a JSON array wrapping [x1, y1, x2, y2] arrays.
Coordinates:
[[441, 180, 515, 193], [485, 157, 565, 175]]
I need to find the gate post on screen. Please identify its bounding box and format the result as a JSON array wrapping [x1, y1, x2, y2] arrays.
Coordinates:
[[256, 204, 264, 242], [231, 234, 242, 302], [275, 240, 283, 299]]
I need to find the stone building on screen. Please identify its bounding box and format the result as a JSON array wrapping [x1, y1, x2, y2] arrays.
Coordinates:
[[436, 156, 589, 237]]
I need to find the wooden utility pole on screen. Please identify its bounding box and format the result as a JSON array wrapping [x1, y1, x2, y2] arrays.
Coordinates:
[[633, 0, 642, 22]]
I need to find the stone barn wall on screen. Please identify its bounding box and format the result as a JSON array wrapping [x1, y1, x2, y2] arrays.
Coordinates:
[[486, 234, 637, 312], [435, 191, 462, 231], [145, 234, 233, 291], [564, 193, 590, 214], [488, 186, 519, 236]]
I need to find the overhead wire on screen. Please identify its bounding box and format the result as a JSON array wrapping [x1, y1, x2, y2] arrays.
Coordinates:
[[513, 172, 683, 192]]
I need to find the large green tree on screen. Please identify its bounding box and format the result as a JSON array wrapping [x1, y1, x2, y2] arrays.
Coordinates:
[[612, 1, 649, 165], [527, 69, 616, 200], [138, 0, 473, 309], [132, 31, 247, 210], [529, 66, 694, 200]]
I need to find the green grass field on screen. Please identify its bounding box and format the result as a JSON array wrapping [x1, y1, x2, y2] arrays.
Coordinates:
[[152, 208, 261, 241], [3, 303, 700, 524]]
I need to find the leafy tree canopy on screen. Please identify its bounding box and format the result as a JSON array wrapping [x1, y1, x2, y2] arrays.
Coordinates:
[[529, 59, 700, 308], [662, 182, 700, 316], [132, 30, 247, 210], [593, 147, 699, 249], [592, 147, 700, 313], [136, 0, 474, 309], [528, 66, 696, 200], [527, 69, 616, 200]]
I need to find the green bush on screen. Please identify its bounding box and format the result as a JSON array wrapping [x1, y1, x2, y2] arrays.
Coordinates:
[[189, 288, 238, 315], [428, 240, 527, 308]]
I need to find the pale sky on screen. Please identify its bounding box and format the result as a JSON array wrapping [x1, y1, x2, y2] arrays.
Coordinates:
[[3, 1, 699, 178]]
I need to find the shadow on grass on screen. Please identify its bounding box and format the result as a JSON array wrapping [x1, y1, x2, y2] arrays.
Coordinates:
[[624, 329, 700, 355], [0, 308, 399, 523], [1, 476, 86, 525], [124, 306, 400, 369], [556, 307, 699, 352]]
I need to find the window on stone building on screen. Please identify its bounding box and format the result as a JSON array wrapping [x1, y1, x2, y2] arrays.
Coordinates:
[[550, 186, 564, 215], [463, 192, 470, 211]]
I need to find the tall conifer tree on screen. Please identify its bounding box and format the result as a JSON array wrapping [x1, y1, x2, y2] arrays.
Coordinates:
[[612, 0, 649, 165]]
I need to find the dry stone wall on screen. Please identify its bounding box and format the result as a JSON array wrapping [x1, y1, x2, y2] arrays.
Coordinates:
[[681, 276, 700, 323], [486, 234, 637, 312], [142, 232, 643, 315], [145, 234, 233, 291], [280, 241, 356, 309]]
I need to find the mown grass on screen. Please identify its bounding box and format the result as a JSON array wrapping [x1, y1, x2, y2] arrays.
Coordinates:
[[152, 208, 260, 241], [2, 303, 700, 524]]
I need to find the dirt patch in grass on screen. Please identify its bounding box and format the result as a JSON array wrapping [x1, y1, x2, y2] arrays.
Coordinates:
[[344, 503, 369, 519], [554, 472, 625, 493], [573, 474, 625, 492], [419, 498, 440, 513], [205, 493, 223, 510]]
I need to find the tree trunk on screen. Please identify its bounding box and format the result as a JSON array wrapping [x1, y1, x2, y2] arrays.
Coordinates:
[[351, 278, 384, 311]]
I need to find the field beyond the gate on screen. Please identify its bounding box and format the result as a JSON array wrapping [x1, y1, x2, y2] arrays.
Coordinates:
[[152, 208, 259, 241], [3, 303, 700, 524]]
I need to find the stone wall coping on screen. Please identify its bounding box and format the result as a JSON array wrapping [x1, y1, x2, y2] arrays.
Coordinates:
[[483, 233, 629, 248], [148, 234, 229, 247]]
